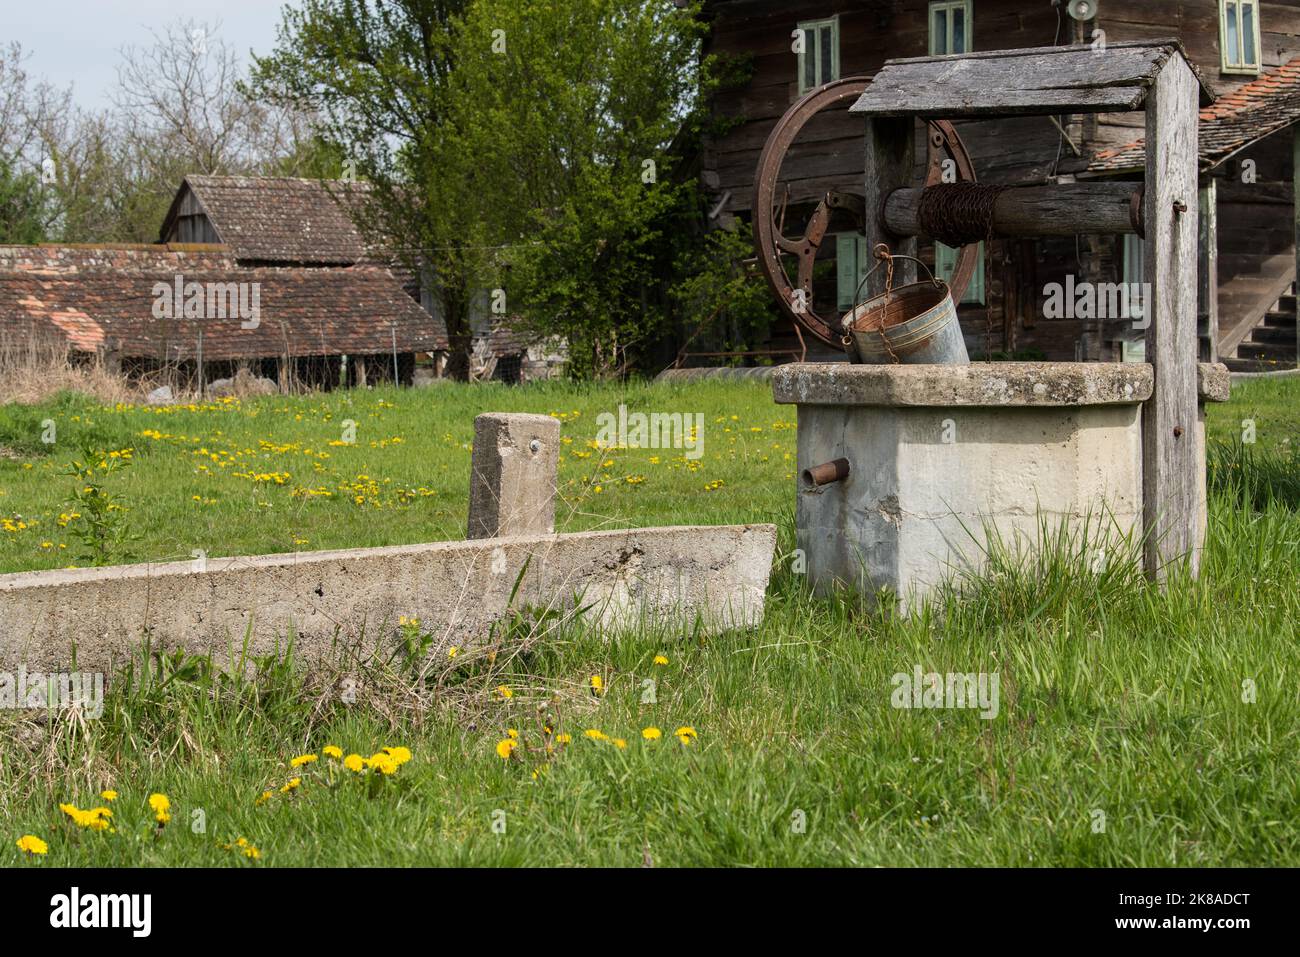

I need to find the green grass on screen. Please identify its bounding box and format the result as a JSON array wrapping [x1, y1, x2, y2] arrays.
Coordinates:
[[0, 379, 792, 570], [1, 376, 1297, 866]]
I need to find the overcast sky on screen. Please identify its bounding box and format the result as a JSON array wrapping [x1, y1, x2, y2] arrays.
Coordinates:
[[10, 0, 290, 110]]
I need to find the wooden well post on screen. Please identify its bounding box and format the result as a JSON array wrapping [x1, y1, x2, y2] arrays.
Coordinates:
[[1141, 54, 1203, 578]]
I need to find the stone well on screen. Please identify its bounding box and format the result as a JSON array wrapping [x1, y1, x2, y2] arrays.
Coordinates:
[[773, 362, 1228, 607]]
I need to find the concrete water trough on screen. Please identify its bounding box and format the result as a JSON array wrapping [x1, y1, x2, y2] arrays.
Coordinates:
[[0, 413, 778, 674], [774, 361, 1231, 607]]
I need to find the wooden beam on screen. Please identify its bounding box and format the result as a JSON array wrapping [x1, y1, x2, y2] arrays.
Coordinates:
[[863, 117, 916, 300], [883, 183, 1141, 238], [1142, 55, 1202, 581]]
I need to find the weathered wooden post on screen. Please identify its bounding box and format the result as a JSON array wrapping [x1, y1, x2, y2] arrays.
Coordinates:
[[863, 115, 917, 297], [1142, 53, 1202, 579], [467, 412, 560, 538]]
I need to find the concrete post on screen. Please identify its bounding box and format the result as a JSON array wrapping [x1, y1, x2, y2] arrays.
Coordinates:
[[467, 413, 560, 539]]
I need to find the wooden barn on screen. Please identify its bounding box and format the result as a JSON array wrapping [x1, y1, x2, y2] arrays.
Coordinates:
[[695, 0, 1300, 370], [160, 174, 561, 384], [0, 243, 445, 390], [0, 176, 450, 390]]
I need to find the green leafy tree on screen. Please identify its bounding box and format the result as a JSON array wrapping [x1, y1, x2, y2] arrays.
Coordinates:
[[251, 0, 708, 379], [250, 0, 478, 374], [446, 0, 706, 377], [670, 226, 774, 365], [0, 155, 45, 243]]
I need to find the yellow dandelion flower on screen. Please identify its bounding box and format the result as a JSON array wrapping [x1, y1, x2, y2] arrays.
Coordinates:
[[100, 790, 118, 801], [642, 727, 662, 740], [653, 655, 669, 666], [148, 793, 171, 824], [496, 685, 513, 699], [496, 739, 516, 760], [343, 754, 366, 773], [88, 808, 113, 830], [381, 746, 411, 766], [368, 753, 398, 775], [675, 726, 698, 746], [448, 646, 459, 658], [255, 790, 273, 806], [613, 738, 627, 749], [584, 729, 608, 741], [279, 778, 301, 794], [322, 745, 343, 760], [589, 674, 603, 695], [555, 733, 572, 745], [59, 804, 113, 831], [16, 835, 48, 855], [289, 753, 318, 768], [506, 729, 519, 740]]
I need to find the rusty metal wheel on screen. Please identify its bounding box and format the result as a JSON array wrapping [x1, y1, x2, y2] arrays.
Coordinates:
[[753, 77, 980, 347]]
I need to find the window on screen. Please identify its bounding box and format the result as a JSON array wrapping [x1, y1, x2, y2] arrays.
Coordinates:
[[836, 233, 869, 312], [1122, 233, 1145, 289], [1121, 234, 1146, 361], [1221, 0, 1261, 74], [929, 1, 972, 56], [935, 242, 985, 305], [797, 17, 840, 94]]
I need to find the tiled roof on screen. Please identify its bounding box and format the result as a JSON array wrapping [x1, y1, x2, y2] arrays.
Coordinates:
[[1086, 57, 1300, 175], [162, 176, 377, 265], [0, 245, 448, 360]]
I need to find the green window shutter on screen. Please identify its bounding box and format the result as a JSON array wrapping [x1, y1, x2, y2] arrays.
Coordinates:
[[837, 234, 859, 311], [858, 236, 869, 300], [800, 28, 815, 92], [936, 241, 985, 304], [1123, 234, 1144, 285], [935, 242, 956, 283]]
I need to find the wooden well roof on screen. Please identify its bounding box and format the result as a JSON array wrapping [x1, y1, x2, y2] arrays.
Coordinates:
[[850, 39, 1215, 119]]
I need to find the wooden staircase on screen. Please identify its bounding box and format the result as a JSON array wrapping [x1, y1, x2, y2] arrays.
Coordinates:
[[1217, 251, 1299, 372]]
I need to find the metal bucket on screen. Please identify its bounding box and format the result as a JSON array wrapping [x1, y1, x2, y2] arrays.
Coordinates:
[[842, 250, 970, 365]]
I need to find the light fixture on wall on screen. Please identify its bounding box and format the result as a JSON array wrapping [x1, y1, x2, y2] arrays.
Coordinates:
[[1066, 0, 1098, 21]]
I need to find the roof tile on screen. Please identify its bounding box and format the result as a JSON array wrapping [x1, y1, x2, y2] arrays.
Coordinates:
[[1087, 56, 1300, 175]]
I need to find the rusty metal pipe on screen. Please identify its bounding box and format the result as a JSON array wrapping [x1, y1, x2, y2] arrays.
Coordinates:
[[802, 457, 850, 489]]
